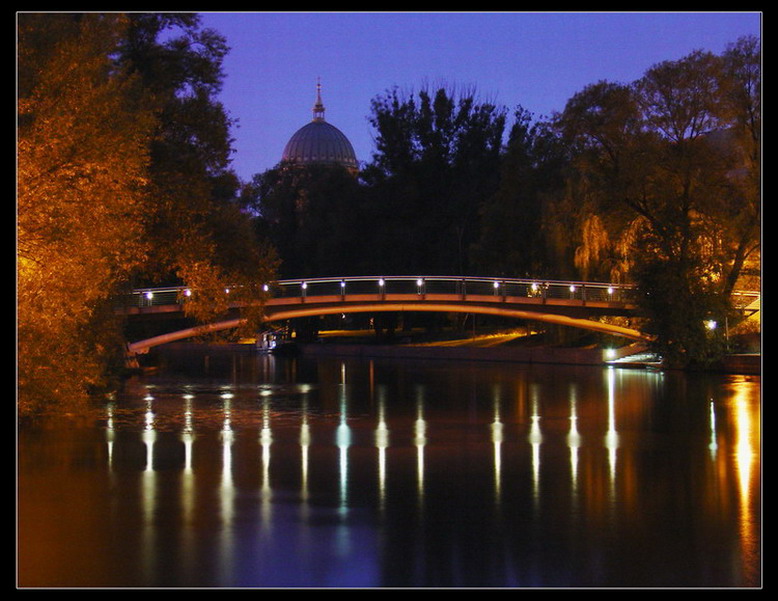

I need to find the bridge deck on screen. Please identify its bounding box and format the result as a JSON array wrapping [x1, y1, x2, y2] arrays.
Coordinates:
[[118, 276, 759, 354], [264, 292, 635, 319], [120, 292, 635, 318]]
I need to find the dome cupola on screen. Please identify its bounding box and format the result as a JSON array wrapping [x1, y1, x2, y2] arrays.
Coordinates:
[[281, 82, 358, 173]]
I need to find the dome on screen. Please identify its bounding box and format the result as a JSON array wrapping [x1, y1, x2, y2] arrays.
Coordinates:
[[281, 83, 358, 172], [282, 121, 358, 170]]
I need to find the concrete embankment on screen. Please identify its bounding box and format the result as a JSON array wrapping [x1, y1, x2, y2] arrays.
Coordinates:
[[156, 341, 760, 375], [721, 354, 761, 375], [298, 342, 641, 367], [297, 342, 761, 375]]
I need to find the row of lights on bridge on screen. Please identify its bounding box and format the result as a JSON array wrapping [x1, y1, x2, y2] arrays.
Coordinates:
[[296, 278, 421, 293], [295, 280, 619, 294], [142, 279, 619, 301], [143, 285, 268, 300]]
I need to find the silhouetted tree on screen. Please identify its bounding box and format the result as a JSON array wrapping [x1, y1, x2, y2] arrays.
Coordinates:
[[364, 85, 507, 274], [472, 107, 569, 277], [246, 164, 366, 278], [117, 13, 277, 329]]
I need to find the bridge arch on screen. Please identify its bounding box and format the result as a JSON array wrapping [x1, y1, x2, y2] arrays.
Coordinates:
[[126, 301, 650, 355], [266, 302, 650, 339]]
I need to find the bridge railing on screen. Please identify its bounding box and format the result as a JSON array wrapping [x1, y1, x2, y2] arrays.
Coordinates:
[[119, 276, 759, 310], [271, 276, 637, 303], [119, 286, 187, 308]]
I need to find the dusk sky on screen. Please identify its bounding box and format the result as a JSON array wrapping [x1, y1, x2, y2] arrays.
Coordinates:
[[197, 11, 762, 183]]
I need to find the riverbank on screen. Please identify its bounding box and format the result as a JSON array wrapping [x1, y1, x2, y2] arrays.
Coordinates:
[[155, 336, 760, 375], [298, 340, 639, 366], [720, 353, 761, 375], [293, 342, 760, 374]]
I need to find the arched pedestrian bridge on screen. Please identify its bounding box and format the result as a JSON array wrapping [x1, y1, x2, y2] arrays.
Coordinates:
[[119, 275, 759, 355]]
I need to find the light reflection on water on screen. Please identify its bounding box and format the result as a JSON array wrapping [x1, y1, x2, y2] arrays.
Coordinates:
[[19, 352, 760, 588]]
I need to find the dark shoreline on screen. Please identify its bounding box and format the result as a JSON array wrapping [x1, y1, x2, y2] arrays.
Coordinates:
[[156, 341, 761, 375], [296, 342, 760, 375]]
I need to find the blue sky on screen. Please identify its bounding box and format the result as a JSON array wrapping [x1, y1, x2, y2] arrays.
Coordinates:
[[197, 11, 762, 182]]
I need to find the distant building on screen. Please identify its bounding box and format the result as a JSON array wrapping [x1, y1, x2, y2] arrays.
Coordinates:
[[281, 81, 358, 174]]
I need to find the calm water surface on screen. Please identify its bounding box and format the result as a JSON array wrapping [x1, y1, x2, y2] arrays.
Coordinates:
[[18, 350, 761, 588]]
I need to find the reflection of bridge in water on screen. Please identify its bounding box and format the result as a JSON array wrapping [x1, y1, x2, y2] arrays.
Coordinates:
[[119, 275, 760, 355]]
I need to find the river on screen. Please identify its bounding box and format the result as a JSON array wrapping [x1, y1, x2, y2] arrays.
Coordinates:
[[18, 348, 761, 588]]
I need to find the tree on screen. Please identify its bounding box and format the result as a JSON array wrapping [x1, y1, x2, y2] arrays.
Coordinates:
[[246, 164, 364, 278], [117, 13, 278, 333], [365, 85, 507, 274], [473, 107, 569, 277], [18, 13, 157, 413], [554, 39, 760, 367], [551, 80, 649, 281], [716, 35, 761, 296], [18, 13, 278, 414]]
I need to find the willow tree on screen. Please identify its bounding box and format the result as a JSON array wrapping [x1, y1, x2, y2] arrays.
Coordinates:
[[552, 78, 649, 282], [18, 13, 157, 413], [555, 38, 760, 367]]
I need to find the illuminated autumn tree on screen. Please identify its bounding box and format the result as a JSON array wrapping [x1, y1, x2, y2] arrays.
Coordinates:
[[18, 13, 156, 413], [18, 13, 278, 415]]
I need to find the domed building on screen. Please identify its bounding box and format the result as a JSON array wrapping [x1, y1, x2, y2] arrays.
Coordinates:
[[282, 82, 359, 174]]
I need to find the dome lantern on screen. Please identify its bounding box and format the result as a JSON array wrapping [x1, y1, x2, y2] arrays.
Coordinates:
[[312, 79, 326, 122]]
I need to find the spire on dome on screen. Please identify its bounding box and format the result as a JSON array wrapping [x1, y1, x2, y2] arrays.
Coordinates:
[[312, 78, 325, 122]]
